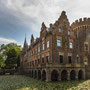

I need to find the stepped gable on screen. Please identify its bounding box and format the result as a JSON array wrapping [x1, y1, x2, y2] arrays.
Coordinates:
[[58, 11, 70, 25], [71, 18, 90, 29], [48, 11, 70, 30]]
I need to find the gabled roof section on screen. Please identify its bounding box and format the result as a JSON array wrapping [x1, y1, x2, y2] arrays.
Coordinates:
[[58, 11, 70, 26]]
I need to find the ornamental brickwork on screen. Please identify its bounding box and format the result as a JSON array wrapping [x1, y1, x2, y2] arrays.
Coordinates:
[[20, 11, 90, 81]]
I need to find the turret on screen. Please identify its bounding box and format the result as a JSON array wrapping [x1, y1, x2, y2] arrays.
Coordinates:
[[31, 34, 34, 44], [41, 22, 46, 32], [23, 35, 28, 51], [71, 18, 90, 29]]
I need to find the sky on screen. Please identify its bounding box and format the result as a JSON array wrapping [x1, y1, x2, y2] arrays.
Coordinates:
[[0, 0, 90, 47]]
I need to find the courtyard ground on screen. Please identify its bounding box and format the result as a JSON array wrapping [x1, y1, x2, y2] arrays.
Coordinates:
[[0, 75, 89, 90]]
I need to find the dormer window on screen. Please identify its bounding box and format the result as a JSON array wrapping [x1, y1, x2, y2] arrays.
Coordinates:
[[68, 31, 70, 35], [59, 28, 62, 32]]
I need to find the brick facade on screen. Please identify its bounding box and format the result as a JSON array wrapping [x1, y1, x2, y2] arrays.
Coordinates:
[[20, 11, 90, 81]]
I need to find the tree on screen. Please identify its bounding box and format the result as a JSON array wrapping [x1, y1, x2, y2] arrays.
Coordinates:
[[0, 43, 22, 69], [0, 54, 5, 69]]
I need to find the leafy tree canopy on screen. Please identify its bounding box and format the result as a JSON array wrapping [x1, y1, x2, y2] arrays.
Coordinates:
[[0, 43, 22, 69], [0, 54, 5, 69]]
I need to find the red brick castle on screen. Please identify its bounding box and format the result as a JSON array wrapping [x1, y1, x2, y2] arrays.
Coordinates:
[[20, 11, 90, 81]]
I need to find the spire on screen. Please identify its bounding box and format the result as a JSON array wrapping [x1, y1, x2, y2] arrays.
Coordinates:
[[31, 34, 34, 44], [24, 34, 27, 47], [23, 34, 28, 51]]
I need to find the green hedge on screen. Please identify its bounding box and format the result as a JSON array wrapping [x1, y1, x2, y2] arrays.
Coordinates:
[[0, 69, 17, 75]]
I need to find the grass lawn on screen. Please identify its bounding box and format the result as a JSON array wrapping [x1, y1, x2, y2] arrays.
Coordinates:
[[0, 75, 89, 90]]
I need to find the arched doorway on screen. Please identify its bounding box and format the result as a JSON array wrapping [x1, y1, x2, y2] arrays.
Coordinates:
[[34, 70, 37, 78], [51, 70, 59, 81], [38, 70, 41, 79], [42, 70, 46, 81], [61, 70, 68, 80], [70, 70, 76, 80], [78, 70, 83, 80]]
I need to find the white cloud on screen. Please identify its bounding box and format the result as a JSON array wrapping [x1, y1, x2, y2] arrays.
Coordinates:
[[0, 0, 90, 32], [0, 37, 17, 44]]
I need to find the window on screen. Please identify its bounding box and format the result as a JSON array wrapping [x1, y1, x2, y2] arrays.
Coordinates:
[[57, 39, 61, 47], [59, 28, 62, 32], [76, 55, 80, 64], [35, 60, 37, 65], [35, 48, 37, 54], [42, 58, 44, 63], [84, 44, 88, 51], [31, 52, 32, 56], [68, 56, 72, 64], [42, 43, 44, 50], [33, 50, 34, 55], [68, 31, 70, 35], [38, 47, 40, 53], [30, 62, 31, 67], [77, 56, 79, 63], [60, 55, 63, 63], [46, 56, 49, 63], [47, 40, 49, 48], [69, 42, 73, 48], [38, 59, 40, 64], [84, 57, 88, 65], [32, 61, 34, 66]]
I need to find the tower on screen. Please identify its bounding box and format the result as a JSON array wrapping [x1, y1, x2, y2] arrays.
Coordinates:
[[23, 34, 28, 51]]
